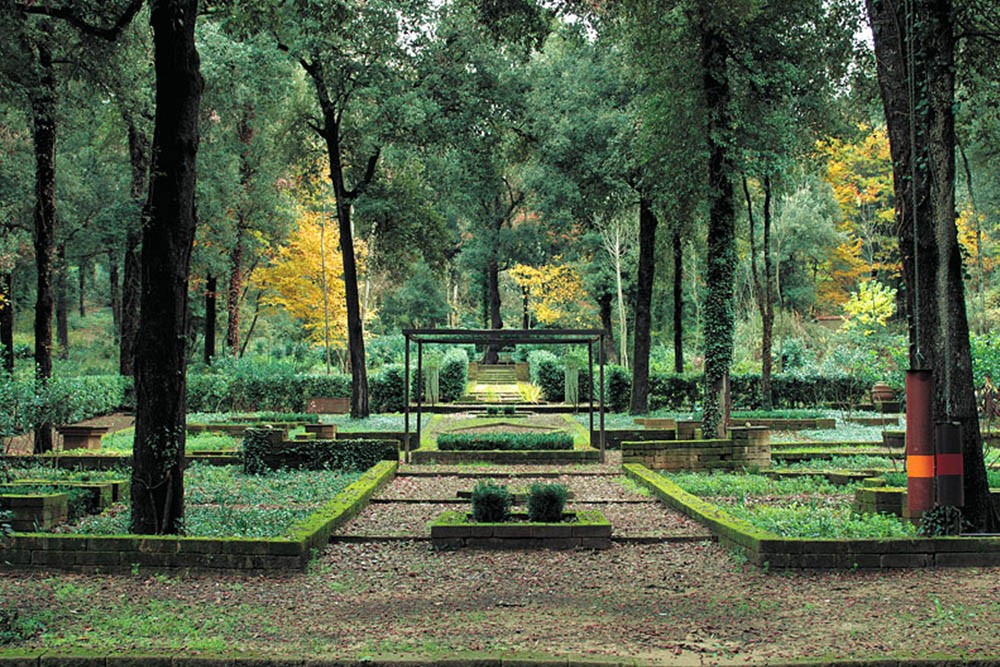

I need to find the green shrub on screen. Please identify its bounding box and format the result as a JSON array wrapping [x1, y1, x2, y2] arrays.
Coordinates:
[[471, 481, 512, 522], [187, 358, 352, 412], [528, 350, 563, 401], [606, 365, 630, 412], [300, 374, 352, 400], [439, 348, 469, 402], [527, 483, 568, 522], [243, 428, 397, 474], [0, 374, 129, 436], [437, 431, 574, 451], [369, 364, 405, 413]]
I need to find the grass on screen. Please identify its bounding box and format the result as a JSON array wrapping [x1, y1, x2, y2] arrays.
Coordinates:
[[774, 455, 900, 471], [53, 464, 361, 538], [665, 469, 918, 539], [99, 429, 240, 453]]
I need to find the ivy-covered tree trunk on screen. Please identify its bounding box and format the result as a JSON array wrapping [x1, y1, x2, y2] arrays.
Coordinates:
[[630, 197, 657, 414], [868, 0, 997, 530], [672, 228, 684, 374], [700, 21, 736, 439], [1, 272, 13, 373], [131, 0, 203, 535], [30, 32, 56, 454], [120, 115, 148, 378], [484, 253, 503, 363]]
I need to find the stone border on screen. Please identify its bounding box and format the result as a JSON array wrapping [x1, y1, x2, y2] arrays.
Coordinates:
[[623, 463, 1000, 569], [2, 651, 999, 667], [431, 509, 611, 549], [411, 450, 601, 465], [0, 461, 397, 574]]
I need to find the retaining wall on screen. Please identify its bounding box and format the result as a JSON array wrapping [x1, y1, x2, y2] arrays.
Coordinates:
[[622, 427, 770, 471]]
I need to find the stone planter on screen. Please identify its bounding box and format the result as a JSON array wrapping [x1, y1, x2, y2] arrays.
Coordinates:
[[430, 509, 611, 549], [871, 381, 895, 404], [55, 425, 109, 451], [304, 423, 338, 439]]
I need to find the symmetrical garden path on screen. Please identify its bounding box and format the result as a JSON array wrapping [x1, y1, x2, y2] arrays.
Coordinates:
[[337, 454, 712, 543]]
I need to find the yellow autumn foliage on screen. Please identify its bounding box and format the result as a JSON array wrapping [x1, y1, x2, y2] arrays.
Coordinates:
[[509, 261, 595, 327], [255, 209, 349, 349]]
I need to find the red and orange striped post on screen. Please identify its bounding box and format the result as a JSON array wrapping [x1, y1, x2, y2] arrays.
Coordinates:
[[935, 421, 964, 508], [906, 369, 935, 518]]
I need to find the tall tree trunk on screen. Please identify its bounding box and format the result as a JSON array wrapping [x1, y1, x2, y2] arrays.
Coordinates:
[[958, 142, 986, 335], [483, 252, 503, 364], [204, 273, 216, 365], [672, 229, 684, 374], [868, 0, 997, 529], [1, 272, 13, 374], [131, 0, 203, 535], [78, 257, 87, 317], [323, 128, 369, 418], [109, 248, 121, 339], [30, 32, 56, 454], [700, 20, 736, 439], [630, 197, 657, 414], [120, 116, 148, 378], [226, 106, 254, 356], [521, 285, 530, 329], [597, 290, 616, 364], [55, 243, 68, 359], [760, 175, 775, 411]]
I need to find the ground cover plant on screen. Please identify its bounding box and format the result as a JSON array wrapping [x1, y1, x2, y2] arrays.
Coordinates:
[[34, 464, 361, 538], [100, 429, 240, 454], [666, 470, 918, 538], [421, 413, 590, 450], [437, 432, 574, 451]]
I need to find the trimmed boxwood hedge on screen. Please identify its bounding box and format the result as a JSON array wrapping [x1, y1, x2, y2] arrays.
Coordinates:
[[243, 429, 397, 474], [437, 431, 574, 451]]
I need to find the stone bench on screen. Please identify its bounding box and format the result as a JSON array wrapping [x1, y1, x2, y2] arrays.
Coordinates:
[[56, 425, 110, 451]]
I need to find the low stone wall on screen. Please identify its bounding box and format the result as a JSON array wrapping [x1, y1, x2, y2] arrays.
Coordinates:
[[622, 427, 770, 471], [0, 461, 397, 574], [625, 463, 1000, 569], [595, 429, 676, 450], [411, 450, 600, 465], [431, 509, 611, 549], [729, 417, 835, 430]]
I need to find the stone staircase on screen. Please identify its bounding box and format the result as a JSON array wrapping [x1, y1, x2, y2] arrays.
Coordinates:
[[464, 364, 522, 403]]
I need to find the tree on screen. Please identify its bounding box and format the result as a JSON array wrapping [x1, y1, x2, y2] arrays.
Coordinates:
[[131, 0, 203, 534], [867, 0, 998, 530]]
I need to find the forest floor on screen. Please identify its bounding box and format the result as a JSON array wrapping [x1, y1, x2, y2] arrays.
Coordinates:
[[4, 457, 1000, 664]]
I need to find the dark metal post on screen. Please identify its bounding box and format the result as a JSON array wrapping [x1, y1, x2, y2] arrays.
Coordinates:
[[404, 333, 410, 463], [599, 332, 606, 463], [588, 341, 594, 448], [416, 341, 424, 457]]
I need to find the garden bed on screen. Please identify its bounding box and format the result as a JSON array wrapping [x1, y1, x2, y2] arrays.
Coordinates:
[[430, 509, 612, 549]]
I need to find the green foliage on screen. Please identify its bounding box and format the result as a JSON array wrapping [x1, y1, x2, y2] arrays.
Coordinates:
[[605, 365, 631, 412], [971, 331, 1000, 386], [437, 431, 574, 451], [0, 606, 44, 645], [470, 481, 512, 523], [526, 483, 568, 522], [920, 505, 968, 537], [647, 371, 868, 410], [666, 471, 847, 497], [842, 280, 897, 335], [243, 428, 397, 474], [439, 348, 469, 402], [724, 501, 919, 539], [0, 374, 129, 436], [369, 364, 406, 413], [528, 350, 563, 401]]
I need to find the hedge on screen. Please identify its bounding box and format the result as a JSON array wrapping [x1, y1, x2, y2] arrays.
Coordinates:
[[186, 371, 352, 413], [439, 347, 469, 402], [0, 374, 130, 437], [242, 428, 397, 474], [437, 431, 575, 451]]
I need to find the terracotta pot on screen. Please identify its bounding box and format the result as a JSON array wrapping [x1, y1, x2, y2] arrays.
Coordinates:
[[871, 381, 895, 403]]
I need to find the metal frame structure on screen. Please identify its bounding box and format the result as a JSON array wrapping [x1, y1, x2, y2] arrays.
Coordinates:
[[401, 328, 607, 463]]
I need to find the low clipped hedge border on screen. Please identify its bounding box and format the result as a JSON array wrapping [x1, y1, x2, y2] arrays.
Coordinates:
[[624, 463, 1000, 570], [437, 432, 574, 451], [0, 461, 397, 574], [243, 429, 398, 474]]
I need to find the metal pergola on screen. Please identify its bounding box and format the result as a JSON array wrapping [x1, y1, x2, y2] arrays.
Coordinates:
[[401, 328, 607, 464]]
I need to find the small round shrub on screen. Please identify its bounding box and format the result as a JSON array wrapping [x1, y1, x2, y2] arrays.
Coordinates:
[[470, 481, 512, 523], [527, 483, 569, 523]]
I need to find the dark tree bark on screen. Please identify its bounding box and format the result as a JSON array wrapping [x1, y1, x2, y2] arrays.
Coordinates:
[[629, 197, 657, 414], [108, 248, 120, 339], [131, 0, 203, 535], [55, 243, 68, 359], [484, 253, 503, 364], [700, 20, 736, 439], [868, 0, 997, 529], [226, 106, 254, 356], [30, 31, 56, 454], [672, 229, 684, 374], [78, 257, 87, 317], [120, 115, 148, 378], [520, 285, 530, 329], [1, 272, 13, 374], [204, 273, 216, 365], [302, 57, 374, 418]]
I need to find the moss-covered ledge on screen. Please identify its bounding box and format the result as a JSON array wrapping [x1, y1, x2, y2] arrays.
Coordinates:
[[623, 463, 1000, 570], [0, 461, 396, 574]]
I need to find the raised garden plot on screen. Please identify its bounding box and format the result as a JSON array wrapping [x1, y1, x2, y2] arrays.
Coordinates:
[[431, 509, 612, 549]]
